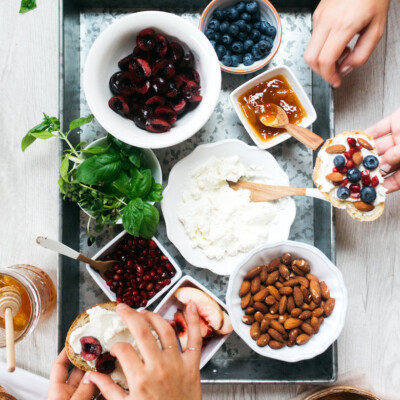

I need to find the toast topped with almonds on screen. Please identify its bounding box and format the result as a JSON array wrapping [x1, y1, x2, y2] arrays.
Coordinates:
[[313, 131, 386, 221]]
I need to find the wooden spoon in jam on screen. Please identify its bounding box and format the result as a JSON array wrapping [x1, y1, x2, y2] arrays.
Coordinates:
[[259, 104, 324, 150]]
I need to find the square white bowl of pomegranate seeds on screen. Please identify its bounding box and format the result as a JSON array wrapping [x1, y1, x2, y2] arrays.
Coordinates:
[[86, 230, 182, 310], [154, 276, 233, 369]]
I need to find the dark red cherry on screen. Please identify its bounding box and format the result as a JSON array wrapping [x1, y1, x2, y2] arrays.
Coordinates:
[[154, 105, 177, 125], [108, 96, 130, 116], [180, 68, 200, 84], [165, 42, 184, 65], [118, 53, 134, 71], [183, 81, 202, 103], [95, 352, 117, 374], [152, 60, 175, 79], [150, 76, 168, 94], [137, 28, 155, 51], [154, 34, 169, 58], [166, 81, 179, 98], [109, 71, 136, 96], [80, 336, 102, 361], [171, 98, 187, 114], [131, 105, 149, 130], [146, 117, 170, 133], [179, 51, 195, 68], [129, 58, 152, 82], [145, 96, 165, 108], [135, 80, 150, 95]]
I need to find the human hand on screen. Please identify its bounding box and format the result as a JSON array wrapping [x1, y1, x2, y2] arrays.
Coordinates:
[[304, 0, 390, 88], [86, 302, 203, 400], [365, 107, 400, 193], [47, 349, 99, 400]]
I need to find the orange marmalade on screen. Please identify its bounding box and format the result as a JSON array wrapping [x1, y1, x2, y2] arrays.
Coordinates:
[[238, 74, 307, 142]]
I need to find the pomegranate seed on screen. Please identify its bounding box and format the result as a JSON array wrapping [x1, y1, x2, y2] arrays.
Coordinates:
[[118, 281, 124, 287], [132, 290, 139, 296], [346, 160, 355, 168], [155, 284, 162, 291], [332, 167, 339, 172], [161, 279, 171, 287], [113, 265, 119, 271], [339, 167, 348, 174], [347, 137, 357, 147], [128, 239, 133, 246], [139, 282, 146, 290], [125, 299, 133, 306], [149, 250, 157, 258], [147, 259, 154, 268], [340, 179, 349, 187], [371, 176, 379, 187], [349, 148, 357, 156], [356, 145, 363, 151], [361, 169, 370, 178], [349, 183, 360, 193], [143, 275, 151, 282], [150, 270, 156, 277], [362, 177, 371, 186], [139, 239, 147, 247], [123, 244, 129, 251], [136, 265, 144, 275], [149, 240, 157, 249], [148, 290, 156, 298], [140, 290, 147, 298], [133, 296, 141, 303], [127, 259, 133, 268], [106, 279, 113, 286], [160, 255, 168, 261], [140, 299, 148, 307], [161, 271, 169, 278], [110, 286, 117, 293], [136, 277, 142, 283], [333, 181, 342, 186], [105, 271, 113, 279], [344, 151, 352, 160], [130, 281, 137, 289], [156, 267, 163, 275], [350, 192, 361, 199], [116, 297, 123, 303], [113, 274, 122, 281], [117, 288, 124, 295]]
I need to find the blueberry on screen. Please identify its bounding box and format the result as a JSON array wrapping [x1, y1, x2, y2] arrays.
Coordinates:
[[205, 29, 216, 40], [243, 52, 255, 66], [221, 54, 233, 66], [222, 34, 233, 46], [215, 44, 227, 60], [214, 32, 222, 43], [251, 43, 263, 60], [241, 12, 252, 22], [227, 7, 239, 21], [250, 29, 261, 42], [225, 49, 232, 57], [209, 40, 216, 48], [238, 31, 248, 42], [259, 21, 270, 34], [266, 25, 277, 38], [231, 54, 241, 67], [235, 1, 246, 13], [244, 39, 254, 51], [258, 39, 272, 52], [253, 21, 262, 31], [337, 186, 350, 200], [361, 186, 377, 203], [232, 41, 244, 54], [208, 19, 220, 31], [228, 24, 240, 37], [220, 21, 230, 34], [251, 11, 261, 22], [213, 9, 226, 21], [363, 155, 379, 170], [334, 155, 346, 168], [347, 167, 361, 183], [246, 1, 259, 14], [235, 19, 247, 32]]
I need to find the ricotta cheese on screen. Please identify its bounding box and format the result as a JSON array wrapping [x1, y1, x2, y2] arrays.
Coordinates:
[[177, 156, 290, 260]]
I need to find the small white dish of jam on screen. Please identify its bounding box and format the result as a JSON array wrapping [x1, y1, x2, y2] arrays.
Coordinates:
[[230, 65, 317, 150]]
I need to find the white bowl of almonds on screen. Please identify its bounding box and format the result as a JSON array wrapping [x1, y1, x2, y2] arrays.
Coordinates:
[[226, 241, 348, 362]]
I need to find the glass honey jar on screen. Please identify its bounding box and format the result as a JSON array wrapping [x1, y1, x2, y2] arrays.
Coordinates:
[[0, 265, 56, 347]]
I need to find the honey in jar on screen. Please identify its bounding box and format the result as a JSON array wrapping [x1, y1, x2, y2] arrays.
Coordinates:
[[238, 74, 307, 142], [0, 265, 56, 347]]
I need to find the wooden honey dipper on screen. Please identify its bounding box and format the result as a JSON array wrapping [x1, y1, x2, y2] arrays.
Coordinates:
[[0, 286, 22, 372]]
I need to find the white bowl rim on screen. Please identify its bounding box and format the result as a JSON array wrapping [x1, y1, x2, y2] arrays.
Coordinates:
[[226, 240, 348, 362], [83, 11, 221, 149], [161, 138, 296, 275]]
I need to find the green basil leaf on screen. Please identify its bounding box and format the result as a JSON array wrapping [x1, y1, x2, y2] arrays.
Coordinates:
[[128, 150, 141, 168], [58, 177, 66, 195], [21, 134, 36, 152], [76, 154, 122, 185], [60, 155, 70, 182], [42, 114, 60, 132], [19, 0, 36, 13], [112, 171, 131, 196], [128, 169, 152, 199], [122, 198, 145, 237], [82, 144, 111, 155], [139, 203, 159, 238], [146, 178, 163, 202], [69, 115, 94, 131], [30, 131, 57, 139]]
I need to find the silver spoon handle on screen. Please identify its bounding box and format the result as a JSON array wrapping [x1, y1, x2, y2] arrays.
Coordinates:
[[36, 236, 80, 260]]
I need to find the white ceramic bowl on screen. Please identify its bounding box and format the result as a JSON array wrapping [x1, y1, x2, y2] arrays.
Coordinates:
[[79, 137, 162, 223], [226, 241, 348, 362], [86, 230, 182, 310], [199, 0, 282, 74], [84, 11, 221, 149], [154, 275, 232, 368], [230, 65, 317, 149], [161, 139, 296, 276]]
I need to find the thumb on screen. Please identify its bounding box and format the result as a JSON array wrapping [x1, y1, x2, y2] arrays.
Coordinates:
[[380, 145, 400, 174], [71, 372, 99, 400]]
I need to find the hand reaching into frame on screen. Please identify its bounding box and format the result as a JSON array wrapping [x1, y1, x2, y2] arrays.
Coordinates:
[[304, 0, 390, 88], [365, 107, 400, 193], [85, 302, 203, 400], [47, 349, 99, 400]]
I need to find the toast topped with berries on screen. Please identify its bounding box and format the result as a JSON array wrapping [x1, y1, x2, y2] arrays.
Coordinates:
[[313, 131, 386, 221]]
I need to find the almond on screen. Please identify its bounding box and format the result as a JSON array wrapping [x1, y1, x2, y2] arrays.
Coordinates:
[[320, 281, 330, 300], [254, 311, 264, 323], [266, 270, 280, 285], [358, 137, 373, 150], [244, 266, 262, 280], [325, 172, 344, 182], [296, 333, 311, 345], [310, 280, 322, 305], [260, 265, 268, 282], [352, 151, 363, 166], [241, 292, 252, 309], [239, 281, 251, 297], [279, 286, 293, 296], [311, 316, 321, 333], [293, 286, 304, 307], [269, 340, 285, 349], [300, 286, 310, 300], [268, 328, 284, 342], [290, 308, 302, 317], [355, 201, 375, 212], [299, 310, 312, 320], [279, 296, 287, 315], [287, 296, 295, 313], [266, 258, 281, 273], [312, 308, 324, 318], [289, 328, 301, 342], [269, 302, 279, 314], [268, 285, 281, 301], [324, 297, 336, 317], [260, 318, 270, 333], [256, 333, 271, 347], [296, 276, 310, 288], [253, 288, 269, 302], [284, 318, 302, 330], [292, 265, 306, 276], [326, 144, 346, 154], [306, 273, 318, 282], [245, 307, 255, 315], [281, 252, 292, 265], [283, 278, 299, 287], [279, 264, 290, 280], [253, 302, 268, 314], [301, 322, 314, 335], [265, 295, 276, 306], [278, 313, 288, 324], [250, 321, 261, 340], [251, 276, 261, 294], [309, 301, 318, 311], [265, 313, 279, 320], [292, 259, 310, 274], [269, 319, 286, 335], [241, 315, 254, 325]]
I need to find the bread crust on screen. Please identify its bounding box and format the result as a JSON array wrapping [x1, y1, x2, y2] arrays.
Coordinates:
[[65, 302, 117, 371], [313, 131, 385, 221]]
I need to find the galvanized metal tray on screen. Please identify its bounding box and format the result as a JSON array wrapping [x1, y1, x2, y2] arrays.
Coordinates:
[[59, 0, 336, 383]]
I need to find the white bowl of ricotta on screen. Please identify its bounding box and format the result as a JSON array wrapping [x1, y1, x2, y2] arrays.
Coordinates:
[[161, 139, 296, 275]]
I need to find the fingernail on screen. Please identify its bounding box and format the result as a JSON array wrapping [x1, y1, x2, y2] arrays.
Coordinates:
[[82, 371, 91, 384], [340, 65, 353, 77], [380, 163, 391, 174], [332, 82, 340, 89], [117, 303, 129, 311], [188, 302, 197, 314]]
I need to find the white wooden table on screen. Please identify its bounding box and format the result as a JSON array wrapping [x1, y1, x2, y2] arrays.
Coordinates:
[[0, 0, 399, 398]]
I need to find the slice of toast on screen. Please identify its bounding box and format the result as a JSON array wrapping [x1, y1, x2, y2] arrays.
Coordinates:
[[65, 302, 117, 372], [313, 131, 385, 221]]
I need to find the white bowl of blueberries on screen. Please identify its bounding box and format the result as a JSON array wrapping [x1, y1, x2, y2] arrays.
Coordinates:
[[199, 0, 282, 74]]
